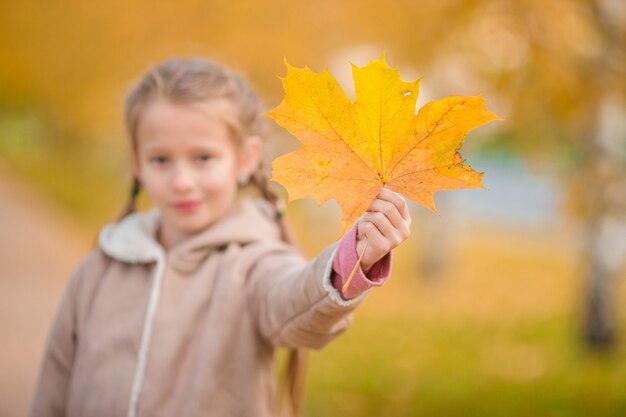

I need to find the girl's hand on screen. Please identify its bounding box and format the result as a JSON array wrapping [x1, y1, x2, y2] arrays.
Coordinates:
[[356, 188, 412, 273]]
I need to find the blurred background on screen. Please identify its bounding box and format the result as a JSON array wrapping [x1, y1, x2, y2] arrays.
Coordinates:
[[1, 0, 625, 416]]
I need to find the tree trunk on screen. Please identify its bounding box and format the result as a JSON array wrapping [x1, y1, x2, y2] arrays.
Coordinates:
[[581, 92, 626, 350], [583, 214, 615, 348]]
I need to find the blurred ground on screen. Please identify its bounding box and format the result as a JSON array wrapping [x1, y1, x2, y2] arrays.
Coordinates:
[[0, 167, 90, 417]]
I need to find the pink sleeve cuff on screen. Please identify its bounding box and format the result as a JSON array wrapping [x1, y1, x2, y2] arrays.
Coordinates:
[[331, 220, 392, 299]]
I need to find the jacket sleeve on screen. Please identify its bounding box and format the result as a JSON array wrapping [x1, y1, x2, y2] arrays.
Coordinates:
[[331, 220, 392, 299], [245, 241, 371, 350], [29, 254, 91, 417]]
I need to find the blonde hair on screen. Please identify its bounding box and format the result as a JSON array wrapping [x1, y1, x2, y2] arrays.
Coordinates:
[[121, 57, 306, 417]]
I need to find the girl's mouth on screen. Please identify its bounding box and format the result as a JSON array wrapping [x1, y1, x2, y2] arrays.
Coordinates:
[[173, 201, 202, 212]]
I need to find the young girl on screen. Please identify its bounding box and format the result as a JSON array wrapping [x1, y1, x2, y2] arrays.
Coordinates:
[[30, 58, 411, 417]]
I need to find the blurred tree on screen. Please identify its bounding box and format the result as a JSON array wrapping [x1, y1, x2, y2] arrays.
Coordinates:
[[576, 0, 626, 348]]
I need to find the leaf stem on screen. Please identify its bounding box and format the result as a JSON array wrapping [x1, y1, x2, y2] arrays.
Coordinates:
[[342, 240, 369, 295]]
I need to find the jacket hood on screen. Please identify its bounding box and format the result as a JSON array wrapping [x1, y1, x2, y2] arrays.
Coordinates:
[[99, 197, 281, 267]]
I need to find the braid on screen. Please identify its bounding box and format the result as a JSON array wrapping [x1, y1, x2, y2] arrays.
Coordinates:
[[249, 164, 307, 417], [117, 177, 142, 221], [250, 164, 279, 205], [249, 164, 295, 242]]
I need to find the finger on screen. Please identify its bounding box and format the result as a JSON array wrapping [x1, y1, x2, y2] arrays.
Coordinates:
[[358, 218, 392, 255], [377, 188, 411, 223], [367, 198, 405, 230], [361, 211, 403, 249]]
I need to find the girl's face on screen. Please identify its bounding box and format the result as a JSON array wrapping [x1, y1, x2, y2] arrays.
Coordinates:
[[134, 100, 261, 249]]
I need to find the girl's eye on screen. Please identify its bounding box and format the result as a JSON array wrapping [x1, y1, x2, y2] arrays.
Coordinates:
[[150, 156, 169, 164], [196, 154, 212, 162]]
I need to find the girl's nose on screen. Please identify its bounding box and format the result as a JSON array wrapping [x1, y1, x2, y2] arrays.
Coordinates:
[[172, 165, 194, 193]]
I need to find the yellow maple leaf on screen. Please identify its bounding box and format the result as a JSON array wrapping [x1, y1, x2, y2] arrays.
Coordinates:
[[268, 55, 500, 233]]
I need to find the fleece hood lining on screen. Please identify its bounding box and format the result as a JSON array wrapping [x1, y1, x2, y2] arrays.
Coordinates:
[[99, 198, 280, 265]]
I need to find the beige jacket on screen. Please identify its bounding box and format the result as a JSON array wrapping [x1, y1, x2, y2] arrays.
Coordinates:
[[30, 198, 370, 417]]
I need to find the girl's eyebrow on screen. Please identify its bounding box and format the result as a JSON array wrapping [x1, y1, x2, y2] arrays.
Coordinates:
[[141, 143, 223, 154], [141, 144, 170, 154], [190, 145, 221, 153]]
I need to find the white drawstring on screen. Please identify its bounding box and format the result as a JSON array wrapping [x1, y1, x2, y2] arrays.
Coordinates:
[[126, 254, 167, 417]]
